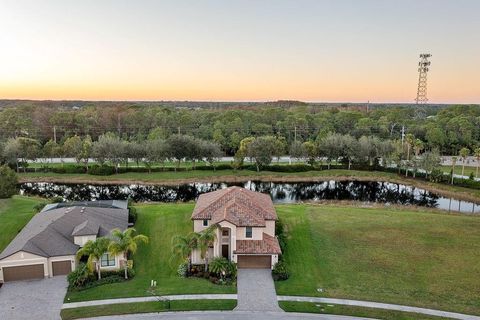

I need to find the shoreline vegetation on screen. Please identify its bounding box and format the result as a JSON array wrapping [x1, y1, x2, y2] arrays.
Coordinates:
[[18, 169, 480, 202]]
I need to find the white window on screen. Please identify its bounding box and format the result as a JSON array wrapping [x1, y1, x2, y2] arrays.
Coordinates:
[[203, 219, 209, 226], [101, 253, 116, 267]]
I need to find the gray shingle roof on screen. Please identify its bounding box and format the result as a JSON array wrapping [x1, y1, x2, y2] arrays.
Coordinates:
[[0, 205, 128, 260]]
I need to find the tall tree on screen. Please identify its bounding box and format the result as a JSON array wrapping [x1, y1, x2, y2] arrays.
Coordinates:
[[459, 147, 470, 177], [474, 147, 480, 178], [0, 165, 18, 198]]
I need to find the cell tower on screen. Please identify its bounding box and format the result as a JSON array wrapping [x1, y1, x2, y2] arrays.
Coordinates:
[[415, 53, 431, 104]]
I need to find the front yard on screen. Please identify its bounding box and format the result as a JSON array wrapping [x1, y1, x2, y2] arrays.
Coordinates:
[[65, 203, 235, 302], [275, 204, 480, 315]]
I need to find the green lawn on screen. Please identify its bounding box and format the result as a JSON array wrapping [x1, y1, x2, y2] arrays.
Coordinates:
[[275, 204, 480, 315], [64, 203, 235, 303], [0, 196, 43, 252], [279, 301, 450, 320], [60, 299, 236, 320]]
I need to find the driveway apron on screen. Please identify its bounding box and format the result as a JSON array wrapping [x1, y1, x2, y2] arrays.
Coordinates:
[[0, 276, 67, 320], [235, 269, 282, 312]]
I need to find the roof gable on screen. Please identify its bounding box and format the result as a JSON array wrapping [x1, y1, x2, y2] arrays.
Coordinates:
[[191, 187, 277, 227]]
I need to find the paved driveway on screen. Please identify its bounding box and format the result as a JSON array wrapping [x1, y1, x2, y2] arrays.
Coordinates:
[[82, 311, 374, 320], [0, 276, 67, 320], [235, 269, 282, 312]]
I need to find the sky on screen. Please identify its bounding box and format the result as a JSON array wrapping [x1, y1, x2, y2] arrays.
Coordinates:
[[0, 0, 479, 103]]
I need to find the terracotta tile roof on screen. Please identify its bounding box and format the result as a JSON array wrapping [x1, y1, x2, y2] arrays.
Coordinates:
[[191, 187, 277, 227], [235, 233, 282, 254]]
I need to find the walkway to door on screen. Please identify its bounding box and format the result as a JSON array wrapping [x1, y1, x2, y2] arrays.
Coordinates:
[[235, 269, 282, 312]]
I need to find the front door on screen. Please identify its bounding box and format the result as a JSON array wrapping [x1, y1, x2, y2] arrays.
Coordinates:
[[222, 245, 229, 259]]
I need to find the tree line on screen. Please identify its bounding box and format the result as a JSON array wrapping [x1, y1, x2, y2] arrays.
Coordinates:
[[0, 103, 479, 156]]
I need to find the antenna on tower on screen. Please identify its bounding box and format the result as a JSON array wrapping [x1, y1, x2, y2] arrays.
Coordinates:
[[414, 53, 431, 118]]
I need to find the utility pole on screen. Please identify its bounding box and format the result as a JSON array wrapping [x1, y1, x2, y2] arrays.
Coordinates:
[[401, 126, 405, 145], [294, 126, 297, 142], [178, 126, 181, 135], [53, 126, 57, 143]]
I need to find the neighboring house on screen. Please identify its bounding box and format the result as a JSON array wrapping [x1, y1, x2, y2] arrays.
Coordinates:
[[0, 201, 128, 283], [191, 186, 281, 269]]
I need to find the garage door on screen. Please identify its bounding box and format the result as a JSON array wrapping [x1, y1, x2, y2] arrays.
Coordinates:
[[52, 260, 71, 276], [2, 264, 44, 282], [237, 255, 271, 269]]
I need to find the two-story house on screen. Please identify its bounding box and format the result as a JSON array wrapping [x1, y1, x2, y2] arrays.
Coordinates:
[[191, 186, 281, 269]]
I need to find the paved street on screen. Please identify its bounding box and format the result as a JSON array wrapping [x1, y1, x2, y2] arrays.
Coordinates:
[[81, 311, 374, 320], [0, 276, 67, 320], [235, 269, 282, 312]]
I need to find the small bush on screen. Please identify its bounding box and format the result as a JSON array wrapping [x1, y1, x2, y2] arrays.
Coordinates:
[[33, 202, 48, 213], [128, 206, 137, 224], [0, 165, 18, 198], [272, 261, 289, 281], [89, 165, 115, 176], [177, 262, 188, 278], [67, 263, 94, 289]]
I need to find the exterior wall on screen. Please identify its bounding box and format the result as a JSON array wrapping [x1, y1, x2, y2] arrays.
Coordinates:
[[191, 247, 214, 264], [271, 254, 279, 268], [74, 235, 97, 247], [264, 220, 275, 237], [48, 255, 76, 276], [193, 219, 210, 233], [0, 251, 49, 282], [236, 226, 263, 240]]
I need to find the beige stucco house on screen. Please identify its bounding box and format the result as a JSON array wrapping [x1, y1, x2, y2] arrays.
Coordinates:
[[0, 201, 128, 283], [191, 186, 281, 269]]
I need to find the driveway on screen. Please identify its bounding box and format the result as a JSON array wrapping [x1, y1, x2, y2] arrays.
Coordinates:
[[235, 269, 282, 312], [0, 276, 67, 320], [81, 311, 374, 320]]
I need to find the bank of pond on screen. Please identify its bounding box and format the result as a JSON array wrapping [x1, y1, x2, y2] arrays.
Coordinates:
[[19, 180, 480, 214]]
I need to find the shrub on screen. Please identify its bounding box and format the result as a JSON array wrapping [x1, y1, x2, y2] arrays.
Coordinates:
[[272, 261, 289, 281], [177, 262, 188, 278], [0, 165, 18, 198], [89, 165, 115, 176], [33, 202, 48, 213], [209, 257, 237, 279], [67, 263, 94, 289], [128, 205, 137, 224]]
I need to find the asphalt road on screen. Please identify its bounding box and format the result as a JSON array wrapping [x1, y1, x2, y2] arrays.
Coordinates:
[[81, 311, 374, 320]]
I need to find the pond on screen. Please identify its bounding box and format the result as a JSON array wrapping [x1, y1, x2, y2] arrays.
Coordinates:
[[19, 180, 480, 214]]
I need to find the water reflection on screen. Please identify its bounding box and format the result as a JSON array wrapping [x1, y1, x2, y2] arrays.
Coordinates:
[[19, 180, 480, 214]]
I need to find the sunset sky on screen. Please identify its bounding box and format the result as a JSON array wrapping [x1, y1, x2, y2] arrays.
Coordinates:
[[0, 0, 479, 103]]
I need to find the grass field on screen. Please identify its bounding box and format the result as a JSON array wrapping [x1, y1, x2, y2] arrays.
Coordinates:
[[279, 301, 450, 320], [441, 165, 479, 177], [60, 300, 236, 320], [0, 196, 43, 252], [275, 204, 480, 315], [64, 203, 235, 303]]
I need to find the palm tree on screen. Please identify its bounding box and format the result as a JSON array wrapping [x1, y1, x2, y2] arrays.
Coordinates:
[[474, 148, 480, 178], [405, 133, 415, 161], [197, 224, 218, 272], [171, 232, 198, 272], [108, 228, 149, 279], [413, 139, 424, 157], [76, 237, 111, 280], [459, 147, 470, 177], [451, 156, 457, 184]]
